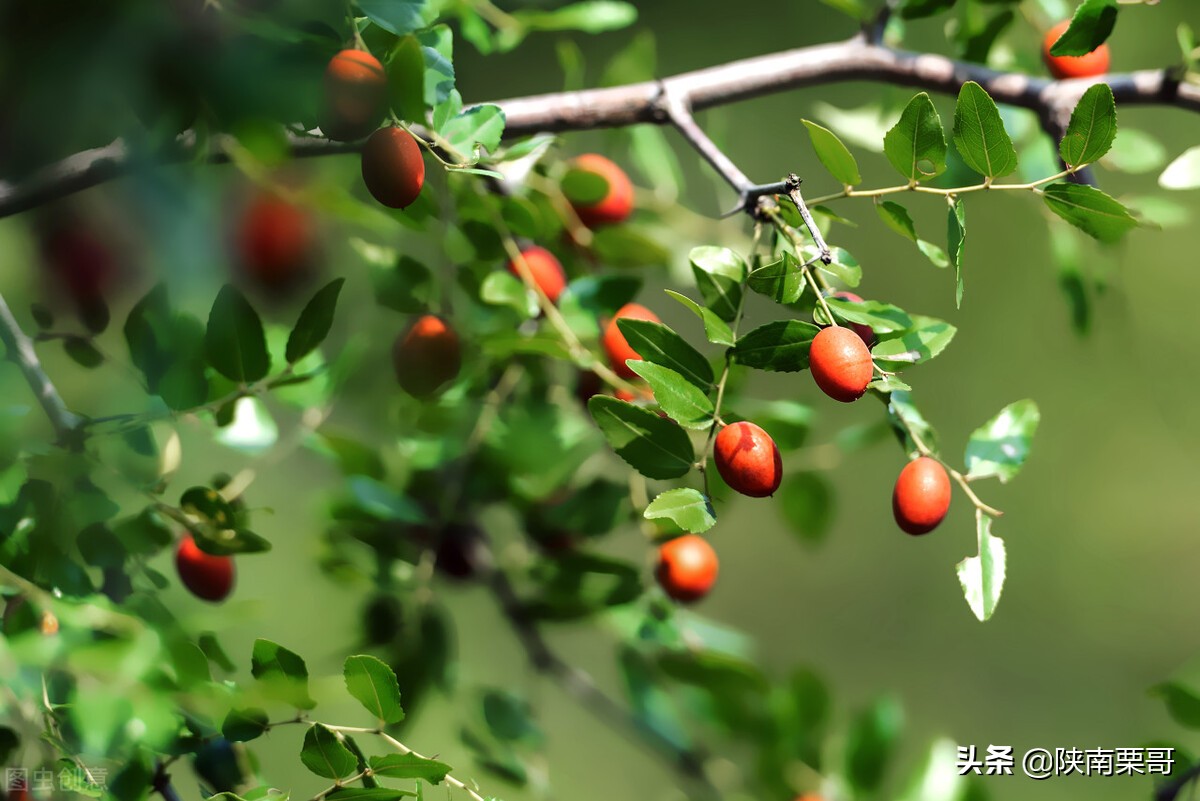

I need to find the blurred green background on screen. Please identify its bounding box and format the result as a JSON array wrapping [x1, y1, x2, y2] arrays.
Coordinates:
[[3, 1, 1200, 800]]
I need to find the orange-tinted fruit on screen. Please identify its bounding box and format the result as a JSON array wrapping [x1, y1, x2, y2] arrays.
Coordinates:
[[601, 303, 659, 379], [656, 534, 718, 603], [508, 246, 566, 303], [568, 153, 634, 227], [1043, 20, 1111, 80], [322, 49, 387, 142], [714, 421, 783, 498], [175, 535, 235, 602], [809, 325, 872, 402], [236, 193, 314, 289], [393, 314, 462, 398], [362, 127, 425, 209], [892, 456, 952, 535]]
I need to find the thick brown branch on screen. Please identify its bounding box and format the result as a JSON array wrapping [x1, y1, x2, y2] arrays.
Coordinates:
[[0, 37, 1197, 218]]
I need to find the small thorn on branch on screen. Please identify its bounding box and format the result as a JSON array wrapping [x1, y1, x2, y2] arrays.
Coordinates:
[[784, 174, 832, 263]]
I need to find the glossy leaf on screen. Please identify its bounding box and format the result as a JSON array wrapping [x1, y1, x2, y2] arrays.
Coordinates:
[[948, 198, 966, 307], [825, 297, 911, 333], [251, 639, 316, 710], [952, 81, 1017, 178], [1048, 0, 1118, 56], [664, 290, 735, 346], [689, 246, 746, 322], [357, 0, 435, 35], [956, 514, 1007, 622], [802, 119, 862, 185], [206, 285, 270, 383], [1060, 83, 1117, 168], [287, 279, 344, 364], [643, 488, 716, 533], [734, 320, 821, 372], [301, 724, 356, 780], [588, 396, 694, 480], [1042, 183, 1137, 242], [964, 399, 1040, 483], [368, 753, 451, 783], [871, 316, 957, 366], [747, 252, 805, 305], [441, 103, 506, 156], [883, 93, 947, 181], [617, 318, 714, 389], [222, 708, 269, 743], [344, 655, 405, 724], [628, 361, 715, 429]]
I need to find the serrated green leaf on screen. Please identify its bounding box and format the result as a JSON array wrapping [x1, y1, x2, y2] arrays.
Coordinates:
[[301, 724, 356, 780], [964, 400, 1039, 483], [344, 655, 405, 724], [441, 104, 506, 156], [824, 297, 912, 332], [286, 279, 344, 364], [664, 290, 734, 346], [872, 316, 957, 366], [689, 246, 746, 322], [952, 81, 1017, 178], [956, 515, 1007, 622], [628, 362, 714, 429], [948, 198, 966, 307], [883, 93, 947, 181], [802, 120, 862, 185], [251, 639, 315, 710], [643, 488, 716, 533], [733, 320, 821, 372], [1060, 83, 1117, 167], [206, 285, 270, 383], [368, 753, 451, 783], [747, 252, 804, 305], [616, 319, 713, 389], [1042, 183, 1137, 242], [588, 396, 694, 480], [1048, 0, 1117, 56]]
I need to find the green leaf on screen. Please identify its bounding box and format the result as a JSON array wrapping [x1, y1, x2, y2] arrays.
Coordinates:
[[964, 400, 1040, 483], [1042, 183, 1137, 242], [883, 93, 948, 181], [778, 472, 834, 547], [956, 514, 1007, 622], [356, 0, 435, 35], [616, 319, 713, 389], [845, 697, 904, 793], [481, 271, 538, 318], [872, 316, 957, 367], [948, 198, 966, 307], [1048, 0, 1117, 56], [951, 81, 1017, 178], [1160, 146, 1200, 190], [206, 285, 270, 383], [802, 119, 862, 185], [251, 639, 316, 710], [643, 488, 716, 533], [63, 337, 104, 369], [628, 362, 715, 430], [899, 0, 957, 19], [824, 297, 911, 332], [664, 290, 734, 346], [301, 724, 357, 780], [747, 252, 804, 305], [327, 791, 416, 801], [561, 168, 610, 205], [689, 246, 746, 322], [347, 476, 428, 523], [805, 245, 862, 287], [587, 396, 694, 480], [1154, 682, 1200, 730], [755, 400, 815, 451], [286, 279, 344, 364], [1103, 128, 1167, 174], [512, 1, 637, 33], [1060, 83, 1117, 169], [591, 226, 672, 267], [734, 320, 822, 372], [368, 753, 452, 783], [441, 104, 506, 156], [418, 25, 455, 107], [874, 201, 949, 267], [816, 0, 868, 20], [344, 655, 405, 724], [222, 707, 270, 743], [0, 727, 17, 765], [387, 35, 426, 122]]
